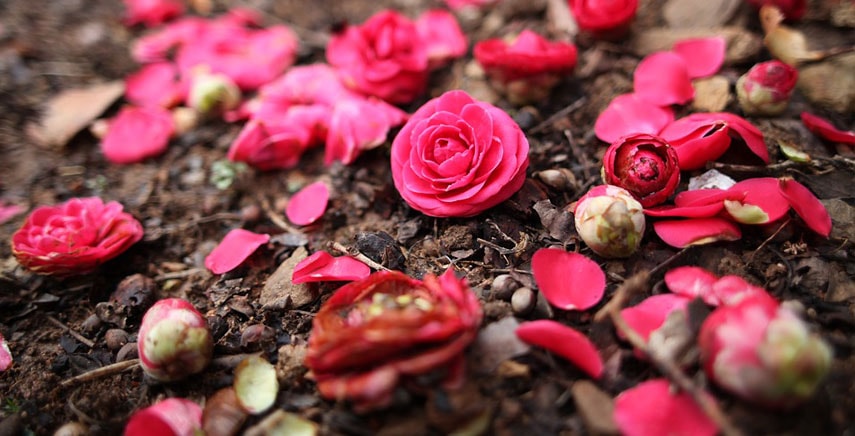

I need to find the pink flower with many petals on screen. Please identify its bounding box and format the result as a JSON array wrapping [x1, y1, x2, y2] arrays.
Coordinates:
[[737, 60, 799, 116], [101, 105, 175, 164], [602, 134, 680, 207], [391, 90, 529, 217], [11, 197, 143, 276], [227, 105, 329, 170], [123, 0, 184, 28], [569, 0, 639, 41], [305, 269, 482, 412]]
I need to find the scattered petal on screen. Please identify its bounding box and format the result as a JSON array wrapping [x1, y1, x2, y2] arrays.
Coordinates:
[[633, 52, 694, 106], [620, 294, 691, 341], [711, 275, 771, 306], [594, 93, 675, 143], [516, 320, 603, 379], [123, 0, 184, 27], [724, 178, 790, 224], [125, 62, 185, 108], [0, 332, 12, 371], [0, 202, 25, 225], [665, 266, 719, 304], [101, 106, 175, 164], [653, 218, 742, 248], [643, 202, 724, 219], [800, 112, 855, 145], [672, 37, 726, 78], [204, 229, 270, 274], [531, 248, 605, 311], [778, 177, 832, 237], [659, 116, 731, 170], [285, 181, 330, 226], [125, 398, 203, 436], [291, 251, 371, 284], [714, 112, 769, 163], [674, 188, 743, 207], [614, 379, 718, 436]]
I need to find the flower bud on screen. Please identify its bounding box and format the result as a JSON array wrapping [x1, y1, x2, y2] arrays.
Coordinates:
[[699, 295, 832, 408], [602, 134, 680, 207], [736, 60, 798, 116], [188, 70, 242, 116], [573, 185, 645, 258], [138, 298, 213, 382]]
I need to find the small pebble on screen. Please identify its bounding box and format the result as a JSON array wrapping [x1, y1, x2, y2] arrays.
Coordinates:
[[53, 421, 88, 436], [511, 287, 536, 315], [80, 314, 102, 334], [116, 342, 138, 362], [491, 274, 519, 301], [104, 329, 129, 351]]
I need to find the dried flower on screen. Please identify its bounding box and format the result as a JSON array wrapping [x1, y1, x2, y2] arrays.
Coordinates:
[[737, 60, 798, 116], [603, 134, 680, 207], [125, 398, 202, 436], [569, 0, 639, 41], [138, 298, 213, 382], [572, 185, 646, 258], [11, 197, 143, 276], [305, 269, 482, 412], [391, 90, 529, 217]]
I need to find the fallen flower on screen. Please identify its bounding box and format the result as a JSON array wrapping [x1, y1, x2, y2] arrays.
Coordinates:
[[125, 398, 202, 436], [653, 217, 742, 248], [594, 93, 674, 144], [531, 248, 605, 310], [778, 177, 832, 237], [671, 37, 726, 79], [800, 112, 855, 145], [138, 298, 213, 381], [305, 269, 482, 412], [573, 185, 646, 258], [101, 105, 175, 164], [124, 62, 186, 109], [415, 10, 468, 69], [602, 134, 680, 207], [516, 320, 603, 379], [11, 197, 143, 276], [123, 0, 184, 28], [633, 51, 694, 106], [569, 0, 639, 41], [613, 379, 718, 436], [285, 181, 330, 226], [0, 332, 12, 371], [391, 90, 529, 217], [204, 229, 270, 274], [736, 60, 798, 116], [291, 251, 371, 284]]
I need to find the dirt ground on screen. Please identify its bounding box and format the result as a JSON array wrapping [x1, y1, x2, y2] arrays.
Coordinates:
[[0, 0, 853, 434]]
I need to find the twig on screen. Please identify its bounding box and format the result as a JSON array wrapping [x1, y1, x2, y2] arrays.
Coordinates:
[[648, 246, 693, 277], [153, 267, 207, 282], [528, 97, 587, 134], [60, 359, 139, 387], [748, 218, 791, 265], [329, 241, 389, 271], [258, 195, 302, 234], [46, 315, 95, 348]]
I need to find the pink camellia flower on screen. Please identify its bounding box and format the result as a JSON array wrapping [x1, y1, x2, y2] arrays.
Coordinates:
[[573, 185, 645, 258], [204, 229, 270, 274], [614, 379, 718, 436], [125, 398, 202, 436], [800, 112, 855, 145], [123, 0, 184, 28], [291, 251, 371, 284], [415, 10, 469, 69], [391, 90, 529, 217], [602, 133, 680, 207], [634, 52, 694, 106], [594, 93, 675, 144], [227, 105, 329, 170], [569, 0, 639, 41], [699, 294, 832, 407], [11, 197, 143, 276], [138, 298, 214, 382], [516, 320, 603, 379], [327, 10, 429, 104], [101, 105, 175, 164], [746, 0, 806, 20], [736, 60, 799, 116], [531, 248, 606, 310], [125, 62, 186, 109], [324, 98, 409, 165], [474, 30, 578, 105], [305, 269, 482, 412]]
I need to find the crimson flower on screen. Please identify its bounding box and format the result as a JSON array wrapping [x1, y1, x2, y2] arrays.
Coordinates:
[[603, 134, 680, 207], [737, 60, 799, 116], [11, 197, 143, 276], [391, 90, 529, 217], [569, 0, 639, 41], [305, 269, 482, 412], [474, 30, 578, 104]]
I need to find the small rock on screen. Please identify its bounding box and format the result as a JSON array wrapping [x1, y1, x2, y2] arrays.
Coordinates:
[[536, 168, 577, 192], [110, 274, 157, 319], [511, 287, 536, 315], [53, 421, 88, 436], [80, 314, 102, 334], [276, 343, 308, 383], [824, 199, 855, 242], [116, 342, 138, 362], [691, 76, 731, 113], [470, 317, 530, 374], [240, 324, 275, 350], [104, 329, 129, 351], [797, 54, 855, 113], [571, 380, 619, 435], [260, 246, 316, 310], [355, 232, 406, 270]]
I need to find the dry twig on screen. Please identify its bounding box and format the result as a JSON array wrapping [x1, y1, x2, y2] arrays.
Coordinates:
[[60, 359, 139, 387], [329, 241, 390, 271], [46, 315, 95, 348]]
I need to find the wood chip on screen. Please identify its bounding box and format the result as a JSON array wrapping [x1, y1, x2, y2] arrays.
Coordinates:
[[691, 76, 731, 113], [26, 81, 124, 148], [260, 246, 316, 310]]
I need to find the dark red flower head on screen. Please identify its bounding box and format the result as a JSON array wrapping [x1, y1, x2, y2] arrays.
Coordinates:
[[602, 134, 680, 207]]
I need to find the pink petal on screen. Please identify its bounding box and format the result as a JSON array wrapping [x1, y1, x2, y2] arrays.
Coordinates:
[[415, 9, 468, 69], [800, 112, 855, 145], [101, 106, 175, 164], [643, 202, 724, 219], [711, 112, 769, 163], [285, 181, 329, 226], [125, 62, 185, 108], [516, 320, 603, 379], [620, 294, 691, 341], [633, 52, 694, 106], [724, 178, 790, 224], [711, 275, 772, 306], [204, 229, 270, 274], [659, 117, 731, 170], [594, 93, 675, 143], [674, 188, 742, 207], [0, 332, 12, 371], [0, 202, 25, 225], [531, 248, 605, 311], [664, 266, 719, 304], [614, 379, 718, 436], [125, 398, 202, 436], [778, 177, 832, 237], [671, 37, 726, 79], [291, 251, 371, 284], [653, 218, 742, 248]]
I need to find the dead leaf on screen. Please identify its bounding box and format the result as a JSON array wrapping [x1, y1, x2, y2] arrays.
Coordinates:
[[26, 81, 124, 148], [691, 76, 731, 113]]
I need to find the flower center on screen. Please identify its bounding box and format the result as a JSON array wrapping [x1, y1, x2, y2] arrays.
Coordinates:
[[344, 292, 434, 326], [432, 138, 468, 162]]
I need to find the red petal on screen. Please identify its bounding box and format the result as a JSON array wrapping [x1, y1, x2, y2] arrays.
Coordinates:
[[724, 178, 790, 224], [778, 177, 832, 237], [614, 379, 718, 436], [713, 112, 769, 163], [674, 188, 742, 207], [653, 218, 742, 248], [125, 398, 203, 436], [633, 52, 694, 106], [643, 202, 724, 218], [516, 320, 603, 379], [204, 229, 270, 274], [286, 181, 329, 226], [594, 93, 674, 143], [659, 117, 731, 170], [531, 248, 605, 311], [672, 37, 726, 78], [292, 251, 371, 284], [711, 275, 772, 306], [664, 266, 719, 304], [800, 112, 855, 145], [620, 294, 691, 341]]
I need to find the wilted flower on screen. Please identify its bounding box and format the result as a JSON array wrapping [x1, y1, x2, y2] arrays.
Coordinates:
[[736, 60, 798, 116], [603, 134, 680, 207], [11, 197, 143, 276], [573, 185, 646, 258], [125, 398, 202, 436], [123, 0, 184, 28], [473, 30, 578, 105], [138, 298, 214, 382], [305, 269, 482, 412], [699, 295, 832, 407], [569, 0, 639, 40], [391, 90, 529, 217]]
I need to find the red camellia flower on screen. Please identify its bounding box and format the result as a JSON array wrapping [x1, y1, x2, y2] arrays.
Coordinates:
[[569, 0, 639, 41], [11, 197, 144, 276], [736, 60, 799, 116], [602, 134, 680, 207], [391, 90, 529, 217], [474, 30, 578, 104], [305, 269, 482, 412]]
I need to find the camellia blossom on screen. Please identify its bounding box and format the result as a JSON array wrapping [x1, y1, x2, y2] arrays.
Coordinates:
[[569, 0, 639, 41], [204, 229, 270, 274], [291, 251, 371, 284], [11, 197, 143, 276], [125, 398, 202, 436], [124, 62, 186, 109], [699, 294, 832, 407], [531, 248, 606, 310], [391, 90, 529, 217], [123, 0, 184, 28], [101, 105, 175, 164], [516, 320, 603, 379], [633, 51, 695, 106], [474, 30, 578, 104], [602, 134, 680, 207], [800, 112, 855, 145], [613, 379, 718, 436], [736, 60, 799, 116], [573, 185, 646, 258], [594, 94, 675, 144], [305, 269, 482, 412], [415, 10, 469, 69], [138, 298, 214, 382], [285, 181, 330, 226]]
